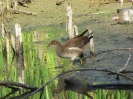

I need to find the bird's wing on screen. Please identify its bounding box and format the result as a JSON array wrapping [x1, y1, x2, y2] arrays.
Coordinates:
[[63, 36, 93, 49], [63, 37, 84, 48], [73, 29, 88, 39]]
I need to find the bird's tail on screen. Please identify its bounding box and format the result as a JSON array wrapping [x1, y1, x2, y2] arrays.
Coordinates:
[[82, 35, 93, 49], [88, 35, 93, 40], [82, 34, 94, 55], [73, 28, 93, 39], [87, 28, 93, 37], [73, 29, 88, 39]]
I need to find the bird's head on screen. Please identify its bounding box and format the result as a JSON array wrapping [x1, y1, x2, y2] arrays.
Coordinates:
[[112, 16, 119, 21], [47, 40, 60, 48]]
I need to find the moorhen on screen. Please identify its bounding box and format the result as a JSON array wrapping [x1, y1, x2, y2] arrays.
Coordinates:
[[48, 29, 93, 62], [112, 8, 133, 24]]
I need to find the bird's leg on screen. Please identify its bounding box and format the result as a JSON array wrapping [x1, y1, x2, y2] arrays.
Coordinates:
[[70, 60, 78, 68], [70, 61, 74, 68], [79, 53, 86, 64]]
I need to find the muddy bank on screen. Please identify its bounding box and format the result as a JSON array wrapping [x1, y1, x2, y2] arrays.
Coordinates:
[[1, 1, 133, 31]]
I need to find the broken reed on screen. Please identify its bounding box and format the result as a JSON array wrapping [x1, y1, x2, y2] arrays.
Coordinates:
[[2, 22, 23, 58], [66, 3, 78, 38], [1, 22, 24, 84]]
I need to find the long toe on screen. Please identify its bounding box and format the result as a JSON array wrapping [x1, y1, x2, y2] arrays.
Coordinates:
[[80, 58, 86, 64], [70, 61, 77, 69]]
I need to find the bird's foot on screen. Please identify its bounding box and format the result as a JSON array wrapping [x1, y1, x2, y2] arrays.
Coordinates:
[[80, 58, 86, 64]]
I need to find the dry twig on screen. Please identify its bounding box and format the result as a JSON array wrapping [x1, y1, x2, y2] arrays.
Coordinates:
[[118, 54, 131, 73], [117, 54, 131, 79], [8, 8, 37, 15]]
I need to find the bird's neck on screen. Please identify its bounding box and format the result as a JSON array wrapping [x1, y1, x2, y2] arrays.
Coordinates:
[[55, 43, 64, 57]]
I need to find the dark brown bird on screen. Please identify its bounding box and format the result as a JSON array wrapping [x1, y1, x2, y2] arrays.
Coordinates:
[[48, 30, 93, 61]]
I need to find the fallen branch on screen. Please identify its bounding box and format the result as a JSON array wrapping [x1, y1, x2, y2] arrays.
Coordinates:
[[0, 81, 37, 90], [7, 8, 37, 15], [0, 81, 38, 98], [0, 86, 19, 99]]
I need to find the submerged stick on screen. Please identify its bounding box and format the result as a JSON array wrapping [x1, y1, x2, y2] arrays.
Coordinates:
[[0, 81, 37, 90], [2, 22, 8, 56], [6, 0, 9, 10], [73, 25, 78, 36], [14, 23, 23, 54], [15, 23, 22, 43], [118, 54, 131, 73], [88, 28, 94, 56], [15, 23, 24, 84], [117, 54, 131, 79]]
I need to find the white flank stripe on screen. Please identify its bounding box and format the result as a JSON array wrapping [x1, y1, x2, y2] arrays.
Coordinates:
[[68, 47, 83, 51]]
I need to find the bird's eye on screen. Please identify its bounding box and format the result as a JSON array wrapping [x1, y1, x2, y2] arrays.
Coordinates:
[[51, 41, 55, 45]]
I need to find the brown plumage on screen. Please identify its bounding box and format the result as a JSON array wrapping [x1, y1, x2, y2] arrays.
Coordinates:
[[48, 30, 93, 61]]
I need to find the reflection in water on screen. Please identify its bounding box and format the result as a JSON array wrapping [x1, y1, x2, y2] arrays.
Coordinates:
[[33, 31, 43, 60], [53, 73, 133, 99], [17, 55, 24, 84]]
